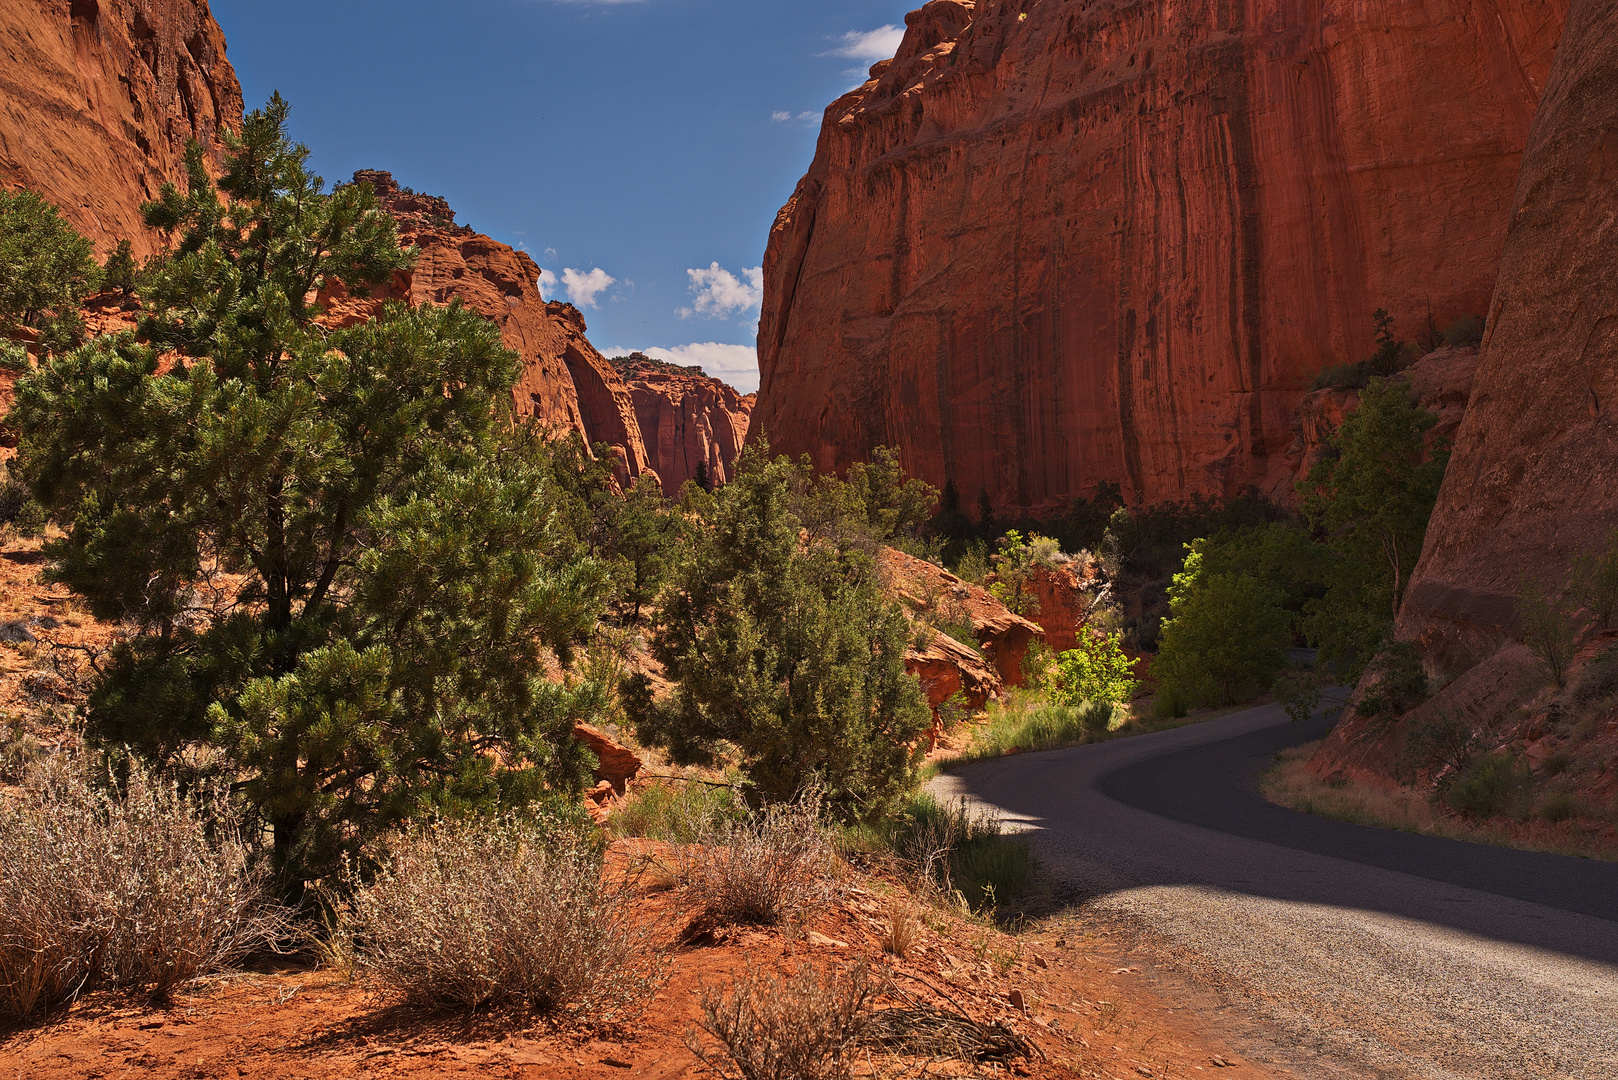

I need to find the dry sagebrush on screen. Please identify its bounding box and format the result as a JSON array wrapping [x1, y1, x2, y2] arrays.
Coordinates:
[[689, 963, 874, 1080], [679, 795, 834, 927], [0, 760, 283, 1024], [339, 814, 665, 1016]]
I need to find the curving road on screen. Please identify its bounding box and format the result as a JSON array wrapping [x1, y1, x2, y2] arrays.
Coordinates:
[[932, 703, 1618, 1080]]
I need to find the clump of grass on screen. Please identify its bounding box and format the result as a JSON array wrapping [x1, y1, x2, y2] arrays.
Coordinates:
[[880, 898, 919, 957], [612, 778, 745, 844], [336, 812, 665, 1016], [959, 689, 1121, 761], [887, 793, 1033, 913], [679, 795, 834, 928], [688, 962, 874, 1080], [0, 758, 284, 1024]]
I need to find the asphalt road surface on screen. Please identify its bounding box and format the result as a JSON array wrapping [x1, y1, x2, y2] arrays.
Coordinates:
[[932, 703, 1618, 1080]]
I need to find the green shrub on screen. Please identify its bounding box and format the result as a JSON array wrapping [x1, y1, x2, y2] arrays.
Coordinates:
[[1052, 630, 1139, 705], [1153, 544, 1290, 714], [1310, 309, 1415, 391], [1536, 790, 1585, 823], [1444, 753, 1531, 820], [1353, 640, 1429, 718], [1570, 528, 1618, 631], [1516, 580, 1581, 688], [1018, 639, 1055, 689], [987, 530, 1060, 615], [1570, 644, 1618, 712], [626, 443, 930, 816], [610, 779, 744, 844], [1398, 711, 1481, 788]]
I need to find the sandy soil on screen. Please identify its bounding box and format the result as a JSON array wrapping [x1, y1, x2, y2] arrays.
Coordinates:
[[1, 846, 1278, 1080]]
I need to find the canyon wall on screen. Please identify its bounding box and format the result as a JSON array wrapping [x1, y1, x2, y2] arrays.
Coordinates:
[[753, 0, 1567, 513], [0, 0, 242, 256], [1395, 0, 1618, 674], [323, 172, 657, 483], [612, 353, 754, 493]]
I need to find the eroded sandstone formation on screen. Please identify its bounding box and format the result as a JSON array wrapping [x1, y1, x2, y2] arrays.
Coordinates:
[[753, 0, 1567, 513], [1309, 0, 1618, 781], [1392, 0, 1618, 676], [881, 545, 1043, 693], [613, 353, 754, 494], [0, 0, 242, 256], [321, 172, 657, 483]]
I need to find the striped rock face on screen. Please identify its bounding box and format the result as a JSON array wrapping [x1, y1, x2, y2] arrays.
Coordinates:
[[752, 0, 1566, 514]]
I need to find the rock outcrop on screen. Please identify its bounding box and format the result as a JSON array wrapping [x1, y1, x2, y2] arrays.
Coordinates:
[[0, 0, 242, 256], [612, 353, 755, 494], [881, 545, 1044, 694], [1391, 0, 1618, 676], [753, 0, 1568, 513], [321, 172, 657, 483], [1285, 346, 1481, 489]]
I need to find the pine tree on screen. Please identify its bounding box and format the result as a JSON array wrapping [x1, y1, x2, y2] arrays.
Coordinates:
[[12, 96, 607, 886], [624, 443, 930, 815], [0, 188, 100, 352], [100, 239, 139, 296]]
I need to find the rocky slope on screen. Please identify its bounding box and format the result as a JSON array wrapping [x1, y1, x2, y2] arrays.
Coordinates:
[[320, 172, 657, 483], [0, 0, 242, 256], [753, 0, 1568, 513], [612, 353, 754, 494]]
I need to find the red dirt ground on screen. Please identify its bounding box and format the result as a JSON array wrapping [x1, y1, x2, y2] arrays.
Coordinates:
[[2, 842, 1279, 1080]]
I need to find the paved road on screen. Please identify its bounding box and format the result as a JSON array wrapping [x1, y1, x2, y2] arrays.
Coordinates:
[[932, 703, 1618, 1080]]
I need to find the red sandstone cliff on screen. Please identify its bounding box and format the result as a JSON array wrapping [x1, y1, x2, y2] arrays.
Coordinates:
[[321, 172, 657, 483], [0, 0, 241, 256], [753, 0, 1567, 513], [1308, 0, 1617, 785], [612, 353, 754, 494], [1392, 0, 1618, 676]]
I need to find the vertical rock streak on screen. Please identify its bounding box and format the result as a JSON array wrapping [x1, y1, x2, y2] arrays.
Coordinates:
[[751, 0, 1568, 512]]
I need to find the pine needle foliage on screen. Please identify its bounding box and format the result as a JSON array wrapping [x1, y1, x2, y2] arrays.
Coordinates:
[[11, 96, 608, 887], [624, 443, 931, 816], [0, 188, 101, 353]]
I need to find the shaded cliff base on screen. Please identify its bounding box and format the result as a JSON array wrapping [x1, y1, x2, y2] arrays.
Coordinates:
[[1297, 638, 1618, 861]]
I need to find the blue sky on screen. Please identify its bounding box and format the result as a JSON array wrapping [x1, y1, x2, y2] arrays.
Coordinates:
[[209, 0, 917, 393]]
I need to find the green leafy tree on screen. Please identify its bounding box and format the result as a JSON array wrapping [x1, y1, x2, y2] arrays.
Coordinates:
[[0, 188, 100, 353], [12, 97, 607, 885], [1153, 542, 1291, 716], [988, 529, 1060, 616], [1052, 631, 1139, 705], [623, 443, 930, 816], [1299, 377, 1448, 678]]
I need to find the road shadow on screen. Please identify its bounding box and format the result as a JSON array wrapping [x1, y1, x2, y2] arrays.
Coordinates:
[[947, 710, 1618, 968]]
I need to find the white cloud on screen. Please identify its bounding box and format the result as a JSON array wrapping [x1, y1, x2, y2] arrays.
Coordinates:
[[678, 262, 763, 320], [539, 266, 616, 308], [603, 342, 761, 395], [771, 109, 821, 127], [830, 25, 905, 62]]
